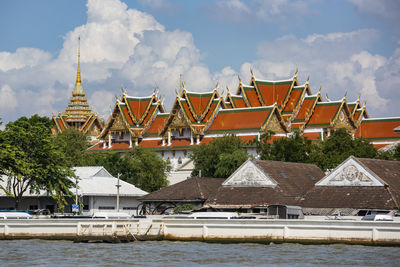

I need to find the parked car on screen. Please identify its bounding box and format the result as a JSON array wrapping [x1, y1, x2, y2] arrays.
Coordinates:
[[361, 214, 393, 221]]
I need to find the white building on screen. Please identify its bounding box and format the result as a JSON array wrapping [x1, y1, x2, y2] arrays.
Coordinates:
[[0, 166, 147, 216]]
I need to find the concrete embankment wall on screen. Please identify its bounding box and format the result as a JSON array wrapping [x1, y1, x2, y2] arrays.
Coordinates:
[[1, 218, 400, 245]]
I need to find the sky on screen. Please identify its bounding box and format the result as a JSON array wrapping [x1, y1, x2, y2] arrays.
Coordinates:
[[1, 0, 400, 126]]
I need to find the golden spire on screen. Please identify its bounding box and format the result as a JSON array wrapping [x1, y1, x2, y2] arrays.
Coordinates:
[[75, 36, 83, 93]]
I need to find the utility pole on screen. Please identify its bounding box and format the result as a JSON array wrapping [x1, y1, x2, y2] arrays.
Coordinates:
[[116, 173, 121, 212]]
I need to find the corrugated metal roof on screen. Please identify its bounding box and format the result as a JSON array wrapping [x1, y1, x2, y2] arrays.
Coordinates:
[[0, 166, 148, 197]]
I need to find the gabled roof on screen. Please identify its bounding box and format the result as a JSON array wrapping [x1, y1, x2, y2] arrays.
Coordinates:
[[100, 92, 164, 138], [291, 92, 322, 130], [305, 98, 356, 130], [206, 105, 289, 134], [140, 177, 223, 202], [225, 92, 247, 108], [301, 157, 400, 209], [236, 82, 262, 107], [79, 114, 104, 135], [205, 159, 325, 207], [250, 71, 298, 109], [354, 117, 400, 141], [52, 113, 69, 133], [352, 105, 369, 126], [160, 88, 223, 136], [281, 82, 311, 121]]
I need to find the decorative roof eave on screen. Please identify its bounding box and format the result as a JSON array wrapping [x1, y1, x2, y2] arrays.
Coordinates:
[[331, 98, 357, 129], [159, 96, 196, 137], [182, 87, 220, 121], [283, 82, 310, 122], [79, 113, 94, 134], [296, 91, 323, 131], [260, 104, 290, 133], [250, 69, 298, 109], [99, 101, 132, 139], [122, 93, 156, 125]]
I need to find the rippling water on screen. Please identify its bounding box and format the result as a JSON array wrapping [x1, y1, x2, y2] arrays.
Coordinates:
[[0, 240, 398, 266]]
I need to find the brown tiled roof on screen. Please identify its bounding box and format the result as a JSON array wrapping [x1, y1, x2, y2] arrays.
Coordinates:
[[301, 158, 400, 209], [206, 160, 325, 207], [140, 177, 223, 202]]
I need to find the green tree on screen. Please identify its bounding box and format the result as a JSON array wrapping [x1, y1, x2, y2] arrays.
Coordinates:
[[312, 128, 377, 171], [0, 115, 75, 210], [257, 131, 317, 163], [190, 134, 249, 178], [394, 143, 400, 161], [54, 128, 91, 167], [84, 147, 169, 192]]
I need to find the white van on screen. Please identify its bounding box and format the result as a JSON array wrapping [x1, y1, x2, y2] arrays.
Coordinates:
[[189, 212, 239, 219], [0, 212, 33, 219]]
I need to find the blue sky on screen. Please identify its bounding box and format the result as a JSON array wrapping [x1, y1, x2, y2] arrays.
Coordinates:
[[1, 0, 399, 125]]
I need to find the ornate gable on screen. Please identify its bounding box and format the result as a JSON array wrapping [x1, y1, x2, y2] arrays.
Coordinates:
[[225, 92, 247, 108], [250, 71, 298, 109], [316, 156, 385, 187], [222, 159, 278, 187], [161, 88, 223, 136]]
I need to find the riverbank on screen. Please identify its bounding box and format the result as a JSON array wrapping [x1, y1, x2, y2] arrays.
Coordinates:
[[1, 216, 400, 246]]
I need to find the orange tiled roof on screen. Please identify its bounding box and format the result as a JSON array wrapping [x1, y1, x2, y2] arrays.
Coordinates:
[[291, 94, 321, 128], [206, 106, 285, 134], [354, 118, 400, 141], [282, 84, 310, 120], [302, 132, 322, 141], [306, 101, 342, 128], [238, 85, 261, 107], [252, 77, 296, 108], [143, 113, 169, 137], [226, 94, 247, 108]]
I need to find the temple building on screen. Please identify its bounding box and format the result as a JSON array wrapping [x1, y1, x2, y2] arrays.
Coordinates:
[[52, 38, 103, 140], [87, 69, 400, 180]]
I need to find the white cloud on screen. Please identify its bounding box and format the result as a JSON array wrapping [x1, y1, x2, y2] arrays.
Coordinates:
[[209, 0, 315, 23], [0, 0, 399, 125], [0, 85, 17, 112], [0, 48, 51, 72], [248, 29, 400, 115]]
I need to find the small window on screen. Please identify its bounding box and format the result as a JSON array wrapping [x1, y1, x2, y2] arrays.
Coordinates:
[[178, 157, 182, 164], [83, 204, 90, 211], [280, 172, 288, 178]]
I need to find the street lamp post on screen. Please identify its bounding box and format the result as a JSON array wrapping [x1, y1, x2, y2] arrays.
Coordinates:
[[116, 173, 121, 212]]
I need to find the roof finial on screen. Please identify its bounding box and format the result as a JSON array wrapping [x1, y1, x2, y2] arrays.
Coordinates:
[[306, 74, 310, 84], [344, 89, 347, 99], [363, 100, 367, 107], [318, 85, 322, 93], [238, 75, 242, 84], [358, 92, 361, 101], [226, 86, 230, 95], [75, 35, 83, 93], [215, 81, 219, 90], [294, 67, 298, 78], [250, 67, 254, 78], [326, 92, 331, 102]]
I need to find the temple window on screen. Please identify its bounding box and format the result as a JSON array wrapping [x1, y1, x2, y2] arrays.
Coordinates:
[[178, 157, 182, 164]]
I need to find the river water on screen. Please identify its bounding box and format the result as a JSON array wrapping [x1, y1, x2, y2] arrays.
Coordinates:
[[0, 240, 398, 266]]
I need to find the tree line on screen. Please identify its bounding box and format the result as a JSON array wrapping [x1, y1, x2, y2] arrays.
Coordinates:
[[191, 129, 400, 178], [0, 115, 169, 211]]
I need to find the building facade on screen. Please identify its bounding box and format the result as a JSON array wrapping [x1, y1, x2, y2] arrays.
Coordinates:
[[87, 69, 400, 172]]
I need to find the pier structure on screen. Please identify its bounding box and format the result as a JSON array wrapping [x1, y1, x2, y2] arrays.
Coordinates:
[[1, 217, 400, 246]]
